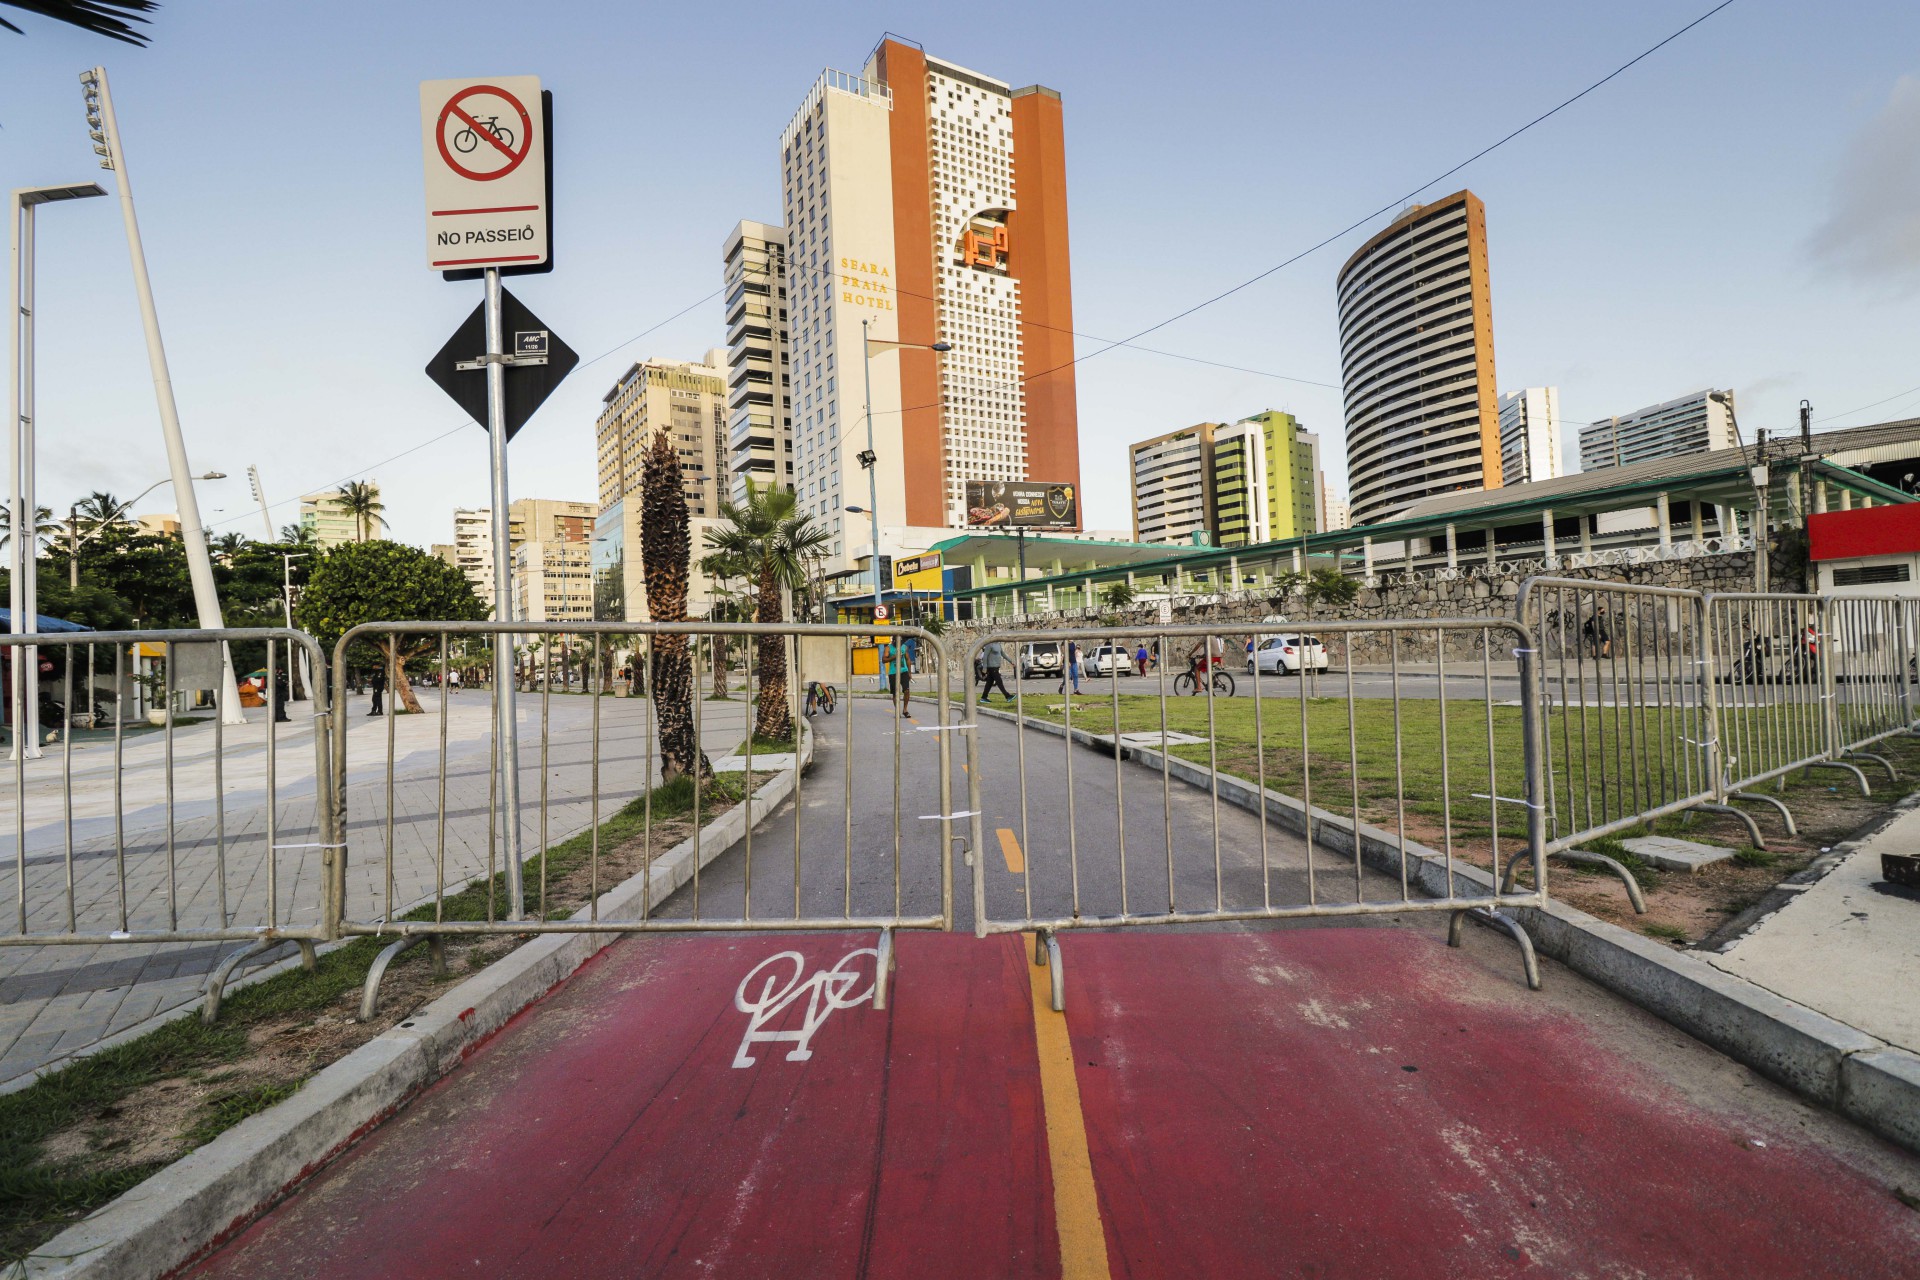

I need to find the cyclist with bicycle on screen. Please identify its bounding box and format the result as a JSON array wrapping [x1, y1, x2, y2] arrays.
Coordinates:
[[1187, 634, 1226, 678]]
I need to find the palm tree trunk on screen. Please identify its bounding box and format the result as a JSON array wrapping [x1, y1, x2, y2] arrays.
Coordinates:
[[640, 427, 709, 781], [753, 557, 792, 743]]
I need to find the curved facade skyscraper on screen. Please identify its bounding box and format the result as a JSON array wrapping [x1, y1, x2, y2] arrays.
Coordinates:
[[1336, 190, 1500, 527]]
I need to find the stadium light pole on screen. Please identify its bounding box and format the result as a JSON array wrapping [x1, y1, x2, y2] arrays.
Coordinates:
[[82, 66, 243, 724], [9, 181, 107, 758]]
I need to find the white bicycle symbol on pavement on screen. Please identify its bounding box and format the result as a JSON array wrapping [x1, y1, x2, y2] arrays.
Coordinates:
[[732, 948, 878, 1069]]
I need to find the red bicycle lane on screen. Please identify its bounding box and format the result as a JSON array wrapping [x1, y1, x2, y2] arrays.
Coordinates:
[[185, 927, 1920, 1279]]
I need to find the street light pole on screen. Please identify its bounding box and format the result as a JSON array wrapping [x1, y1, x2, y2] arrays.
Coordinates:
[[65, 471, 223, 590], [10, 180, 106, 758], [856, 319, 952, 631], [82, 67, 243, 726], [861, 320, 881, 630]]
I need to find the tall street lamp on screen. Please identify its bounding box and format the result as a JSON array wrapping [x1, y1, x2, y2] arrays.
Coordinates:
[[66, 471, 225, 589], [83, 67, 244, 726], [10, 181, 107, 759], [857, 319, 950, 627]]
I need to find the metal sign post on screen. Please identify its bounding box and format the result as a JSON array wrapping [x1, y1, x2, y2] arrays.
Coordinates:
[[481, 266, 524, 917], [420, 75, 565, 921]]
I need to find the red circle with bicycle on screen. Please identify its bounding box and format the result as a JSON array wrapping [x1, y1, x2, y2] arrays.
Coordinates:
[[435, 84, 533, 182]]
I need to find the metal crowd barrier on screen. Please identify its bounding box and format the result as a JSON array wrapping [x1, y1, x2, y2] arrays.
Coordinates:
[[957, 620, 1550, 1003], [2, 628, 336, 1017], [1823, 595, 1918, 775], [328, 620, 954, 1015], [1517, 579, 1760, 853], [1701, 593, 1865, 817]]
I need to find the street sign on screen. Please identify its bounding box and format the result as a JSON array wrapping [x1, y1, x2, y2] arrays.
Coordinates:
[[423, 287, 578, 439], [873, 604, 890, 622], [420, 75, 548, 273]]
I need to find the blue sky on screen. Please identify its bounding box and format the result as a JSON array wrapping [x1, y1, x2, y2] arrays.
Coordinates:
[[5, 0, 1919, 546]]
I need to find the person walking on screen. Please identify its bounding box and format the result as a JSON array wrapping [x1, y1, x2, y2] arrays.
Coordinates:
[[1057, 639, 1082, 695], [886, 640, 915, 719], [271, 662, 291, 724], [369, 666, 386, 717], [449, 668, 462, 695], [1135, 641, 1150, 676], [980, 638, 1012, 702]]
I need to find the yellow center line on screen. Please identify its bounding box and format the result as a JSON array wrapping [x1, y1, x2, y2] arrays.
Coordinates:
[[997, 827, 1025, 873], [1024, 932, 1111, 1279]]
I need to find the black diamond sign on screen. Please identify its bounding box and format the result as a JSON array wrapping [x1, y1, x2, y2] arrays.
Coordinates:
[[424, 288, 579, 440]]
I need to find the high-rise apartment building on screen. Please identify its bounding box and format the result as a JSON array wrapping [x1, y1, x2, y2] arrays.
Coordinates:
[[1130, 412, 1324, 549], [449, 499, 594, 613], [513, 540, 594, 623], [1131, 424, 1217, 546], [780, 38, 1081, 570], [299, 483, 380, 548], [1209, 412, 1325, 548], [723, 221, 793, 504], [1580, 389, 1735, 472], [1498, 387, 1564, 485], [1337, 190, 1500, 526], [595, 353, 731, 520]]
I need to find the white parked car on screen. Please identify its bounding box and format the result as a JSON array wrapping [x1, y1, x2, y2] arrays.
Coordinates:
[[1020, 642, 1063, 681], [1248, 634, 1329, 675], [1085, 644, 1136, 677]]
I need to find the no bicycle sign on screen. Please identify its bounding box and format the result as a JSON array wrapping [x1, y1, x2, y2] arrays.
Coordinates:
[[420, 75, 548, 272]]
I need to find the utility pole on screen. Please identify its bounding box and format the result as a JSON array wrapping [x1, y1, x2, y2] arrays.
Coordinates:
[[83, 67, 243, 725]]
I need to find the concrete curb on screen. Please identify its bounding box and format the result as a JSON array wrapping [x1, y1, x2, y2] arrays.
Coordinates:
[[965, 698, 1920, 1154], [7, 726, 812, 1280]]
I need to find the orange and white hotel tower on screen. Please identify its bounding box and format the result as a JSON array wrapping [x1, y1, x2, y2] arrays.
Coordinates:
[[780, 37, 1082, 570]]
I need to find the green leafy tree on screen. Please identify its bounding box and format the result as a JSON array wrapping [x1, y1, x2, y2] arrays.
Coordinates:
[[295, 540, 485, 714], [703, 479, 830, 743], [642, 427, 708, 780], [1099, 580, 1138, 609], [697, 547, 754, 697], [1303, 567, 1359, 607]]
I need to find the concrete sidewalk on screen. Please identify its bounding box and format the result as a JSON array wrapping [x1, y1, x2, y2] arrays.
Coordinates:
[[1709, 799, 1920, 1055]]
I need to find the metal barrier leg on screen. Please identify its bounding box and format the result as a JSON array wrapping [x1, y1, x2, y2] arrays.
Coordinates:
[[1693, 803, 1766, 849], [1043, 930, 1065, 1013], [1843, 751, 1898, 782], [1560, 852, 1648, 914], [1449, 907, 1541, 991], [873, 927, 895, 1012], [1502, 849, 1644, 914], [1728, 790, 1798, 838], [359, 935, 449, 1022], [1806, 761, 1871, 796], [201, 938, 278, 1025]]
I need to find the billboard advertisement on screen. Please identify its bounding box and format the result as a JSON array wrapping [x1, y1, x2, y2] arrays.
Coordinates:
[[964, 480, 1078, 530]]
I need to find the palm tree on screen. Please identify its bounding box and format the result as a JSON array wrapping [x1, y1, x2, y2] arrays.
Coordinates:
[[279, 522, 315, 546], [698, 546, 754, 697], [336, 481, 386, 542], [210, 531, 249, 561], [640, 427, 708, 781], [704, 479, 831, 743], [0, 503, 58, 553], [0, 1, 155, 45], [72, 490, 132, 535], [1100, 581, 1138, 609]]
